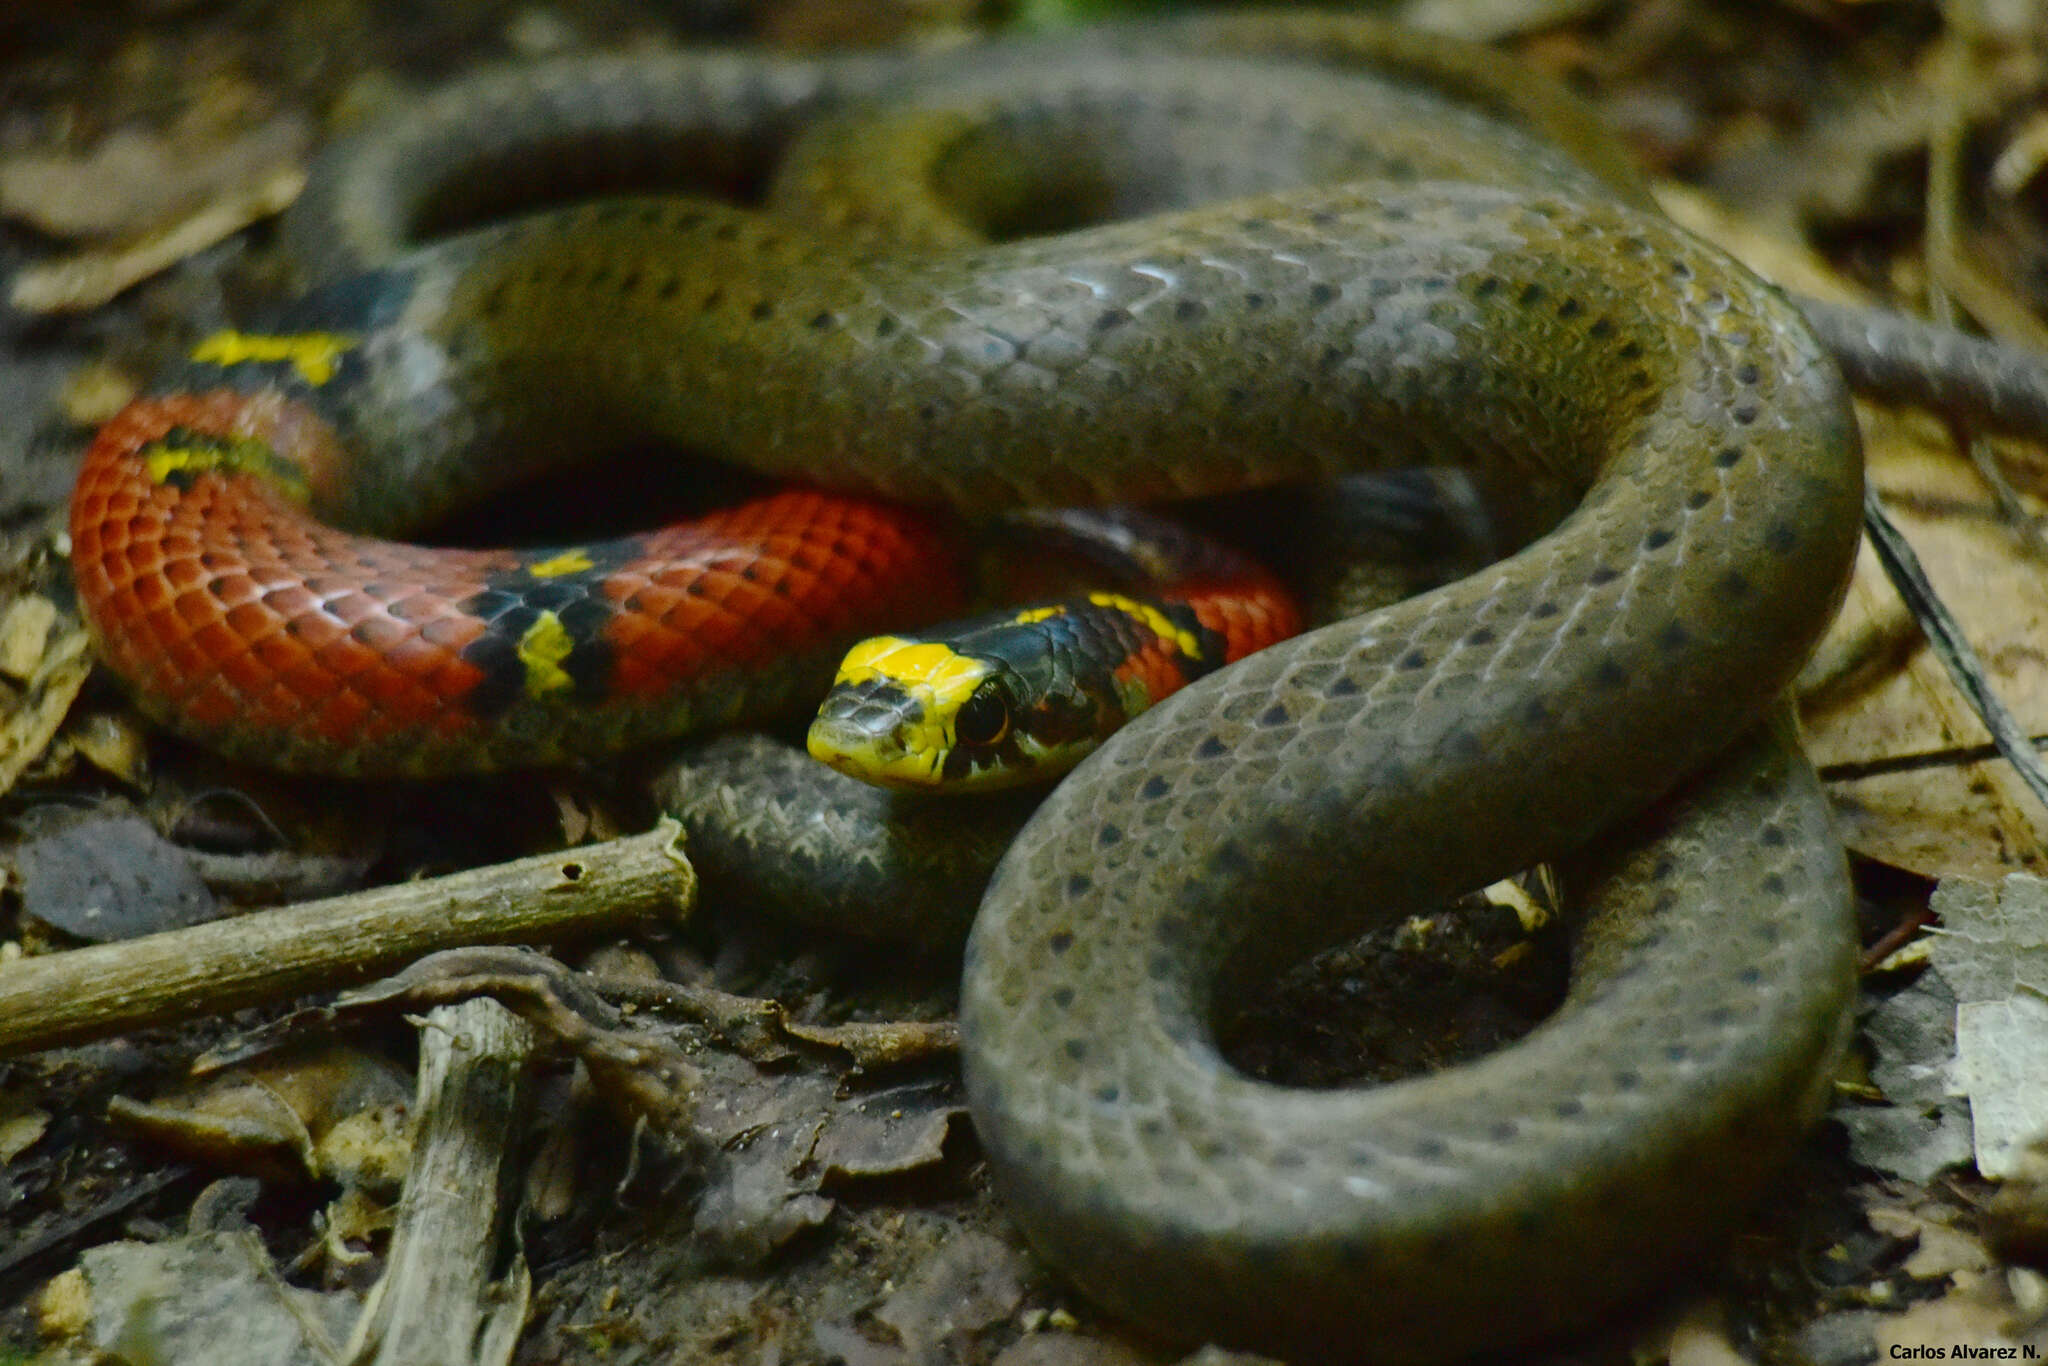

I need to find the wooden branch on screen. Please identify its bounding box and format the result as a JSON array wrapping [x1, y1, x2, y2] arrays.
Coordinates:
[[348, 998, 535, 1366], [0, 820, 694, 1059]]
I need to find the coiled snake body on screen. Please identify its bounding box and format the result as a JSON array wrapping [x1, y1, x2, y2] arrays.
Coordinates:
[[79, 11, 2048, 1360]]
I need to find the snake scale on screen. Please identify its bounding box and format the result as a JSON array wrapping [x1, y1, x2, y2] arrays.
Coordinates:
[[72, 11, 2048, 1361]]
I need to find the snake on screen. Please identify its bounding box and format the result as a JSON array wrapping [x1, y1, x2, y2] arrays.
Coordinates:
[[65, 12, 2048, 1361]]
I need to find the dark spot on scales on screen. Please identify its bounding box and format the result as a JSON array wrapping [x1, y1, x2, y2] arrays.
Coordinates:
[[1211, 841, 1253, 875], [1644, 528, 1674, 550], [1140, 774, 1171, 799], [1594, 658, 1628, 688], [1196, 735, 1229, 758], [1066, 872, 1092, 896], [1715, 446, 1742, 469], [1588, 565, 1619, 586], [1096, 308, 1132, 331], [1658, 622, 1691, 651], [1065, 1039, 1088, 1061], [1049, 931, 1074, 954], [1097, 823, 1123, 847], [1051, 987, 1075, 1009], [1399, 649, 1427, 670], [1765, 522, 1798, 554], [1259, 704, 1289, 726]]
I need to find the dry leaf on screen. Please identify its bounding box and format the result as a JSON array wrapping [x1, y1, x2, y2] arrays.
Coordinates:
[[0, 116, 307, 239]]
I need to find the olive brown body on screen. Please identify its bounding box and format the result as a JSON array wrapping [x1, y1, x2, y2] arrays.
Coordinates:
[[111, 13, 1914, 1359]]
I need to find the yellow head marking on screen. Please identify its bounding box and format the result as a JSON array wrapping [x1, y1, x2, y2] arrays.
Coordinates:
[[516, 612, 575, 696], [811, 636, 996, 790], [527, 549, 595, 578], [831, 637, 989, 705], [1087, 591, 1203, 660], [1012, 605, 1065, 626], [140, 433, 311, 502], [190, 330, 358, 386]]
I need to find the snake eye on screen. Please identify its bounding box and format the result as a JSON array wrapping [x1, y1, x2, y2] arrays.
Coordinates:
[[953, 682, 1011, 748]]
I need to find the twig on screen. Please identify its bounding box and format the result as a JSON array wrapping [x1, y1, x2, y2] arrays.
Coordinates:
[[346, 998, 534, 1366], [1861, 488, 2048, 815], [1818, 734, 2048, 782], [1927, 0, 2048, 550], [0, 820, 693, 1060]]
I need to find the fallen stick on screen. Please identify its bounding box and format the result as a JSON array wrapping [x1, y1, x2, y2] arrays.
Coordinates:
[[0, 820, 694, 1059]]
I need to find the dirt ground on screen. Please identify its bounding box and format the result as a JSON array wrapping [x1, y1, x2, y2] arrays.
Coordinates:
[[3, 0, 2048, 1363]]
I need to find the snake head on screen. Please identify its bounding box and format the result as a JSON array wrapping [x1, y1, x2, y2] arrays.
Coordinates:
[[807, 617, 1109, 792]]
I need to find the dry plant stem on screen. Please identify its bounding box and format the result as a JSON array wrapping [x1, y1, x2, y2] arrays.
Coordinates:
[[1928, 0, 2048, 544], [1848, 0, 2048, 820], [0, 820, 693, 1059], [348, 998, 535, 1366], [1861, 488, 2048, 815]]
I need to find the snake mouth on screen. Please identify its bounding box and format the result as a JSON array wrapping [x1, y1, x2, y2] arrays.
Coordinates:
[[807, 678, 948, 789]]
